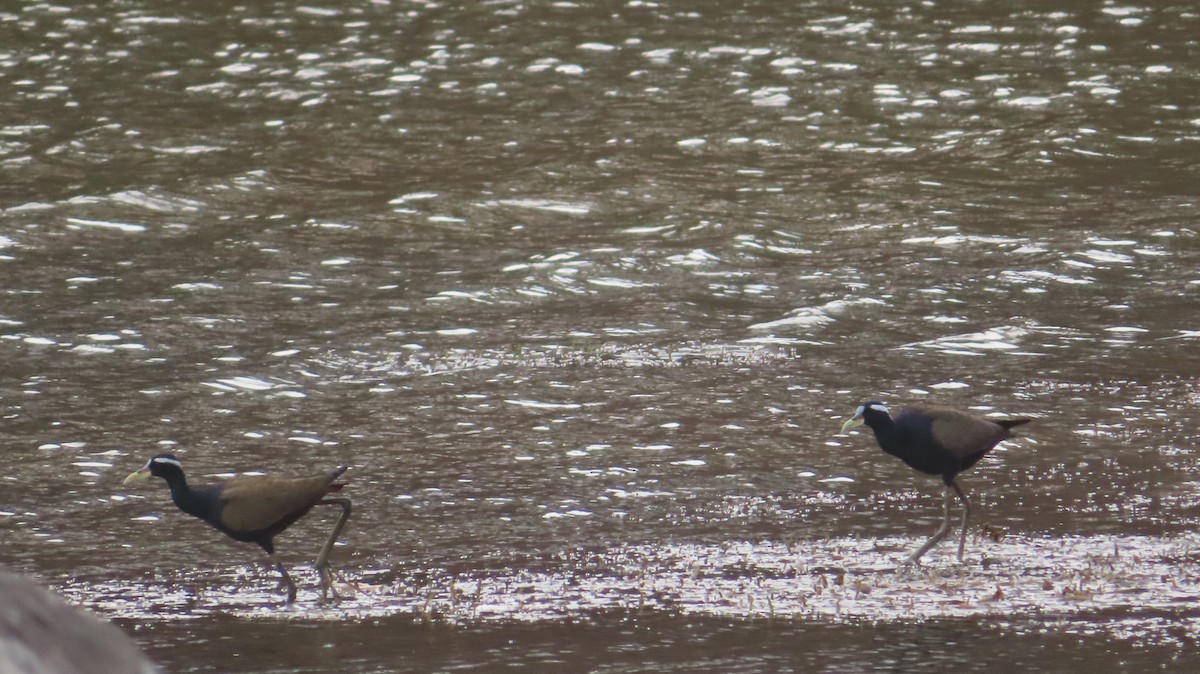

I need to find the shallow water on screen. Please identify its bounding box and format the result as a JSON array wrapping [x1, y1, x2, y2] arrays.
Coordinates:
[[4, 1, 1200, 671]]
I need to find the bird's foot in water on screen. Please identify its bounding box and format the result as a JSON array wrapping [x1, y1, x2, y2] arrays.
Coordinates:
[[273, 578, 298, 605], [317, 564, 343, 603], [896, 556, 925, 575]]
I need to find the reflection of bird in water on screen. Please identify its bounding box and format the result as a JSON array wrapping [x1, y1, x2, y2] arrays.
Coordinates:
[[0, 568, 158, 673], [123, 454, 351, 603], [840, 402, 1031, 565]]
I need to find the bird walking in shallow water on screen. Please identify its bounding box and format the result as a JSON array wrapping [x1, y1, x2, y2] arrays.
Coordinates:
[[840, 402, 1030, 566], [123, 453, 352, 604]]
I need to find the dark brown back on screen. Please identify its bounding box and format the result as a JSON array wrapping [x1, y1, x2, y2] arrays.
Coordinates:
[[217, 471, 342, 534]]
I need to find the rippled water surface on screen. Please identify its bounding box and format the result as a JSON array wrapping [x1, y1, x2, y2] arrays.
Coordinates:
[[4, 1, 1200, 671]]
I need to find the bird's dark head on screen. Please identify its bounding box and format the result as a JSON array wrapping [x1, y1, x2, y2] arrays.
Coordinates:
[[840, 401, 891, 434], [122, 453, 185, 486]]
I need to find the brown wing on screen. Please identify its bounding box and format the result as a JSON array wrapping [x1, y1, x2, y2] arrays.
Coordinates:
[[217, 474, 338, 534], [921, 406, 1008, 458]]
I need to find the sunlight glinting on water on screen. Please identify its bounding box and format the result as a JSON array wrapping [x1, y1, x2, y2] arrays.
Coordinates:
[[59, 534, 1200, 636], [6, 1, 1200, 671]]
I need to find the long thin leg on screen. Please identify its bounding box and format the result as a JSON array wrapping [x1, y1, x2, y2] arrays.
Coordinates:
[[952, 480, 971, 562], [904, 485, 954, 566], [313, 497, 352, 601], [270, 552, 298, 604]]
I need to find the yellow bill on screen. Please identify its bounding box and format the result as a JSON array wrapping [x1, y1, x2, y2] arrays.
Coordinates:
[[122, 467, 151, 486]]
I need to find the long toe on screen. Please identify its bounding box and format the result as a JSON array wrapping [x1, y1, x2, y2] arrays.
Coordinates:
[[318, 566, 339, 602], [897, 557, 923, 575], [277, 575, 298, 604]]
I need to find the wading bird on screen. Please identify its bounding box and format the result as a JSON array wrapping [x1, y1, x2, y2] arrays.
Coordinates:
[[123, 453, 351, 603], [840, 402, 1030, 565]]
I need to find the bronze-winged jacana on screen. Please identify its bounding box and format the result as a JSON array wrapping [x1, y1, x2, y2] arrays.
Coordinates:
[[840, 402, 1031, 565], [122, 453, 351, 604]]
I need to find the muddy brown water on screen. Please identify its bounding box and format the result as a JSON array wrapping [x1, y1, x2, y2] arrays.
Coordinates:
[[4, 1, 1200, 671]]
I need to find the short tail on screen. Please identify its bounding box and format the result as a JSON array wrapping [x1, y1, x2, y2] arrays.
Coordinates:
[[326, 465, 349, 492], [998, 418, 1032, 431]]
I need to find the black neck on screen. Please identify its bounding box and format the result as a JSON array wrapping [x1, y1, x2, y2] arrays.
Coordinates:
[[162, 471, 213, 520], [867, 415, 906, 457]]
